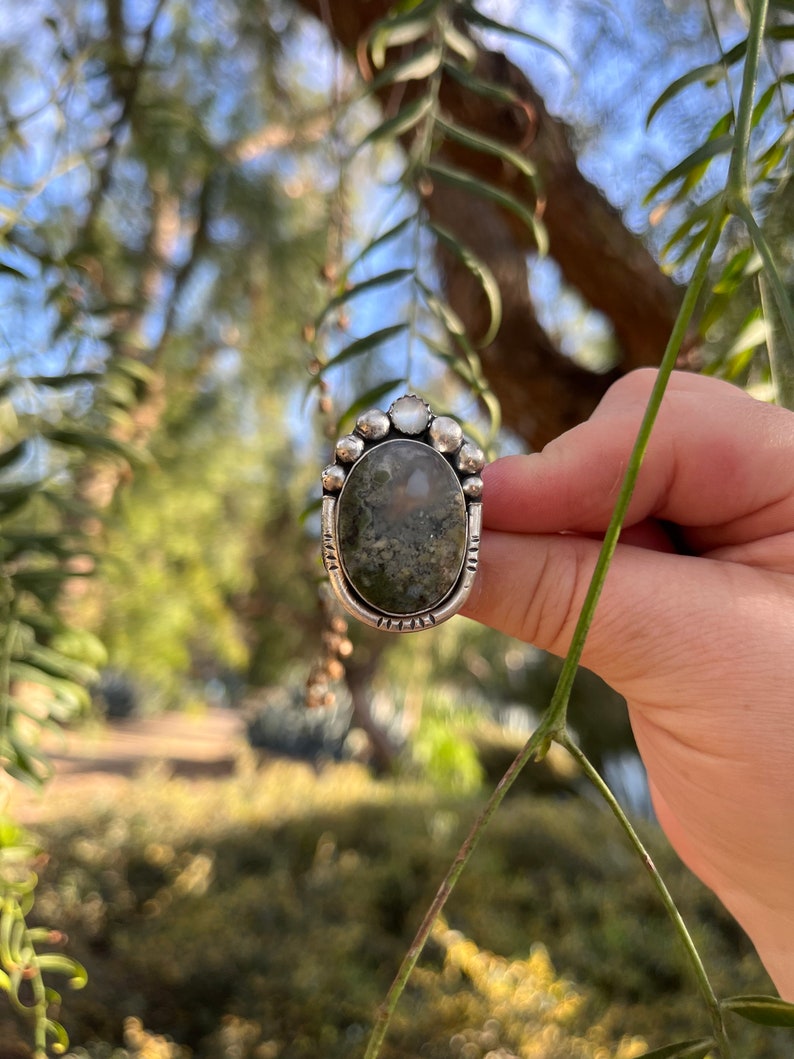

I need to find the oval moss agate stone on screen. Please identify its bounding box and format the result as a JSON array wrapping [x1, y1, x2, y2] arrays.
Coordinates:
[[337, 439, 467, 617]]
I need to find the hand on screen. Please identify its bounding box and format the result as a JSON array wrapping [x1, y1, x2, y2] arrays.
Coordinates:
[[462, 368, 794, 998]]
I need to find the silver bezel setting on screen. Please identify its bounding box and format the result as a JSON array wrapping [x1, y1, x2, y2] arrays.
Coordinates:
[[321, 395, 485, 633]]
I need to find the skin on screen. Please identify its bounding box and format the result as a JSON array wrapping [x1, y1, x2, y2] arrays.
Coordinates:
[[461, 368, 794, 999]]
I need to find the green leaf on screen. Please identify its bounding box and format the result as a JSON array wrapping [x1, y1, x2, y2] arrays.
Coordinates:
[[100, 373, 137, 409], [113, 355, 156, 385], [712, 246, 762, 294], [755, 124, 794, 178], [417, 332, 500, 442], [28, 372, 101, 389], [646, 41, 747, 127], [638, 1039, 715, 1058], [44, 1017, 71, 1053], [36, 953, 88, 988], [418, 282, 466, 337], [44, 985, 63, 1008], [665, 221, 714, 269], [360, 95, 434, 147], [722, 994, 794, 1026], [0, 440, 29, 473], [0, 483, 36, 520], [315, 269, 413, 329], [429, 223, 502, 347], [21, 642, 98, 686], [0, 261, 29, 280], [0, 533, 80, 564], [2, 733, 54, 789], [420, 333, 475, 380], [43, 428, 144, 464], [435, 117, 539, 190], [7, 662, 89, 711], [751, 81, 777, 128], [441, 22, 478, 68], [661, 194, 723, 259], [367, 2, 438, 69], [8, 569, 74, 607], [722, 344, 756, 380], [25, 928, 58, 944], [426, 162, 547, 252], [0, 908, 23, 966], [347, 217, 414, 271], [461, 6, 570, 69], [699, 246, 762, 335], [442, 61, 526, 108], [27, 371, 103, 388], [298, 496, 322, 526], [370, 43, 443, 89], [320, 323, 409, 375], [644, 134, 733, 203], [722, 312, 768, 359]]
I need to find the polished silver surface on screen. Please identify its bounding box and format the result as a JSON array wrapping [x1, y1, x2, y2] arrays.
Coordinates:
[[321, 464, 346, 492], [461, 475, 484, 499], [456, 441, 485, 474], [335, 433, 365, 463], [355, 408, 391, 440], [429, 415, 464, 454], [321, 394, 487, 632]]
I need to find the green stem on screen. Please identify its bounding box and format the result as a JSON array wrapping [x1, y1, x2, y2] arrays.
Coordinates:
[[364, 206, 727, 1059], [705, 0, 737, 116], [404, 4, 448, 388], [539, 205, 726, 741], [561, 734, 733, 1058], [727, 0, 770, 199], [0, 583, 18, 762], [363, 721, 550, 1059]]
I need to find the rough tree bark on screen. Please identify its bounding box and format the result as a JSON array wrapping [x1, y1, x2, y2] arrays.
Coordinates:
[[295, 0, 688, 449]]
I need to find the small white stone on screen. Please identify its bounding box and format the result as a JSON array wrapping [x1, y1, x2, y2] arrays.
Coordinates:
[[335, 434, 365, 463], [457, 441, 485, 474], [429, 416, 463, 454], [355, 408, 390, 440], [322, 464, 346, 491], [461, 475, 483, 499], [389, 394, 431, 435]]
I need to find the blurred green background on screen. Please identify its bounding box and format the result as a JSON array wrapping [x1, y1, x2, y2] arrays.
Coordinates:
[[0, 0, 792, 1056]]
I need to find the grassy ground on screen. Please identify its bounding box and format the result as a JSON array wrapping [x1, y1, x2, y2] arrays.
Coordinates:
[[0, 717, 789, 1059]]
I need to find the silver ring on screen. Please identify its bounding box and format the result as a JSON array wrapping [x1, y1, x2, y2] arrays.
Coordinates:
[[321, 395, 485, 632]]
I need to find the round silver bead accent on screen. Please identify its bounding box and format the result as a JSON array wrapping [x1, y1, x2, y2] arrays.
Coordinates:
[[428, 416, 463, 454], [355, 408, 390, 441], [389, 395, 431, 435], [335, 434, 365, 463], [322, 464, 346, 492], [457, 441, 485, 474], [461, 475, 483, 499]]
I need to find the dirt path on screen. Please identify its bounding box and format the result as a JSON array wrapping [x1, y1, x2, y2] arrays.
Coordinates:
[[6, 708, 246, 824]]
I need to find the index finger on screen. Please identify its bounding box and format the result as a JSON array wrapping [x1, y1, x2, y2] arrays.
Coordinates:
[[483, 369, 794, 552]]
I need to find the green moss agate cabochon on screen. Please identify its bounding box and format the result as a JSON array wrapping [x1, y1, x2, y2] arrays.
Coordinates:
[[336, 438, 467, 617]]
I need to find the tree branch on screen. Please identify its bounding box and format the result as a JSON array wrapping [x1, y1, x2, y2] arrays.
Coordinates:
[[294, 0, 688, 447]]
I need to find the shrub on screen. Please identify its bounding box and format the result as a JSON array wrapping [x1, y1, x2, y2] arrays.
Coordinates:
[[1, 760, 786, 1058]]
